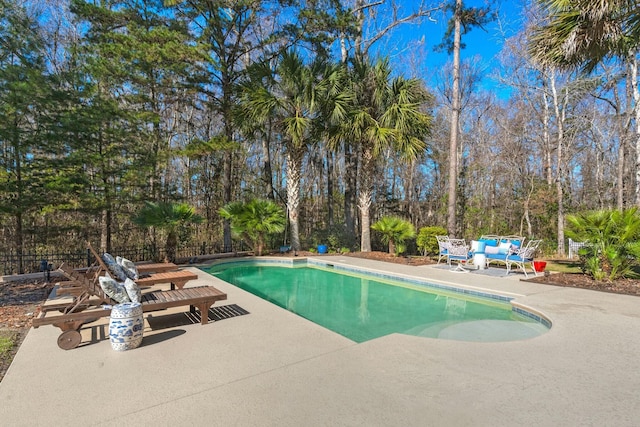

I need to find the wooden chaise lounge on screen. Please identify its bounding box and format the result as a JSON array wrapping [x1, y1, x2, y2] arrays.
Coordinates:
[[87, 243, 197, 290], [33, 264, 227, 350]]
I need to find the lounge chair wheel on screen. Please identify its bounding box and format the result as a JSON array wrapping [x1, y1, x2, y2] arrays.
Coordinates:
[[57, 330, 82, 350]]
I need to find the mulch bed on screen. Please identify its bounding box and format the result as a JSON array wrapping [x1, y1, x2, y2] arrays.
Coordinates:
[[526, 272, 640, 296]]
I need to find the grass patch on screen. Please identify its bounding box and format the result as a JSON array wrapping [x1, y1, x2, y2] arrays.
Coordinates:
[[544, 260, 582, 274], [0, 330, 18, 360], [544, 260, 640, 279]]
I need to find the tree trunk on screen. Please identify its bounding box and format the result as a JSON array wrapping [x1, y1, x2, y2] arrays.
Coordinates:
[[406, 159, 415, 221], [344, 143, 358, 240], [256, 235, 264, 256], [222, 151, 233, 252], [550, 69, 565, 255], [327, 151, 334, 227], [630, 56, 640, 206], [262, 126, 275, 200], [166, 231, 177, 263], [542, 84, 553, 186], [287, 147, 304, 252], [100, 208, 111, 253], [359, 147, 374, 252], [446, 0, 462, 236], [15, 211, 23, 274]]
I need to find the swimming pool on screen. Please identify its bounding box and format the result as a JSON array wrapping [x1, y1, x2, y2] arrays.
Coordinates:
[[203, 260, 550, 343]]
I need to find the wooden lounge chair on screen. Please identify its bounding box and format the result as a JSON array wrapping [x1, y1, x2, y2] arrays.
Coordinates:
[[87, 243, 197, 290], [135, 262, 179, 274], [33, 263, 227, 350]]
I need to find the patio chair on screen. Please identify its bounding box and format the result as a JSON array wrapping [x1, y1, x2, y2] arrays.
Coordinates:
[[436, 235, 450, 264], [503, 239, 542, 278], [446, 239, 472, 272]]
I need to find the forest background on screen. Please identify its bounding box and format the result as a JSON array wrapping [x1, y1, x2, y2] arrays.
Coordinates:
[[1, 0, 637, 275]]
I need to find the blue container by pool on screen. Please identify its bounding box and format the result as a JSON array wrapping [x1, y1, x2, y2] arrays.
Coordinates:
[[317, 244, 328, 254]]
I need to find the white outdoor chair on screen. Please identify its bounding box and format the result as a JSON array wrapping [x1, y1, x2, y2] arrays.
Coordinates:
[[504, 239, 543, 278], [446, 238, 472, 272], [436, 235, 450, 264]]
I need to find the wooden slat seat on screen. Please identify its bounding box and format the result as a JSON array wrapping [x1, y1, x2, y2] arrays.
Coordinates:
[[136, 270, 198, 290], [135, 262, 179, 274]]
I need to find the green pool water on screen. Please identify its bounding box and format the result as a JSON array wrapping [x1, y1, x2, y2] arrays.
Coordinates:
[[204, 263, 549, 343]]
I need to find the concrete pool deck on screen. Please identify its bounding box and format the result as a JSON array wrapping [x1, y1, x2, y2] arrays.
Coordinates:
[[1, 255, 640, 426]]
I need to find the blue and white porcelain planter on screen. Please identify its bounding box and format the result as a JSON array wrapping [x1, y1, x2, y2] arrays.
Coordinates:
[[109, 302, 143, 351]]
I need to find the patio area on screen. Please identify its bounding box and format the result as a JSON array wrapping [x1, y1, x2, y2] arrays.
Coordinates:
[[1, 256, 639, 426]]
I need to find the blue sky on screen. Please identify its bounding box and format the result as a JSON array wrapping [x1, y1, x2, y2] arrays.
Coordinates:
[[374, 0, 527, 95]]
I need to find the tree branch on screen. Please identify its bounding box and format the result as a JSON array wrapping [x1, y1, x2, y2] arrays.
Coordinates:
[[362, 1, 444, 57]]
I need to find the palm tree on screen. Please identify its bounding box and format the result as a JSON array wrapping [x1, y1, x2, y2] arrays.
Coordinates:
[[219, 199, 286, 256], [530, 1, 640, 206], [567, 208, 640, 281], [371, 216, 416, 256], [133, 202, 203, 263], [529, 0, 639, 73], [242, 51, 349, 252], [339, 58, 432, 252]]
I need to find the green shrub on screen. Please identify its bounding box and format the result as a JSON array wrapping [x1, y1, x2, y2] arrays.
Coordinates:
[[307, 225, 356, 253], [371, 216, 416, 256], [416, 226, 448, 256], [219, 199, 286, 256], [567, 208, 640, 281]]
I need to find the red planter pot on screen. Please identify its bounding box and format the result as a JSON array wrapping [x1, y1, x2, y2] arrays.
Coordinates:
[[533, 261, 547, 272]]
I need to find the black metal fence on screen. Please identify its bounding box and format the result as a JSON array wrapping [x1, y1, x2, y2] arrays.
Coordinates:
[[0, 241, 248, 276]]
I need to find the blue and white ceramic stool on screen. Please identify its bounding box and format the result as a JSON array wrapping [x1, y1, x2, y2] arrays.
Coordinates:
[[109, 302, 144, 351]]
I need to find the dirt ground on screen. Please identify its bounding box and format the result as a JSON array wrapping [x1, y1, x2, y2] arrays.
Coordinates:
[[2, 251, 639, 383], [0, 279, 55, 383]]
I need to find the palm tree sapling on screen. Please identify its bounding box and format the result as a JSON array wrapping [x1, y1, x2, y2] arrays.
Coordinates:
[[133, 202, 203, 263], [219, 199, 286, 256], [371, 216, 416, 256]]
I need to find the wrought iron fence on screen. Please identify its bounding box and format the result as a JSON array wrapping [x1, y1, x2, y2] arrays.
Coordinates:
[[0, 241, 247, 276]]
